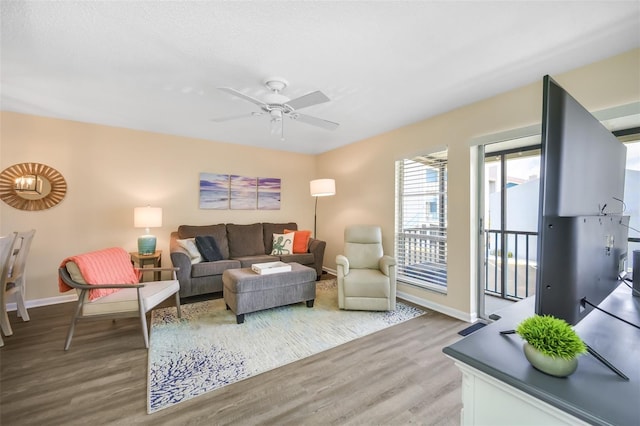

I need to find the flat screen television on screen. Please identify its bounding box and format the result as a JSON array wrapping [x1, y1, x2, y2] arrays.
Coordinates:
[[535, 75, 629, 325]]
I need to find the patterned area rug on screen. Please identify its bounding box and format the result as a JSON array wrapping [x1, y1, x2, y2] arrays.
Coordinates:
[[147, 279, 425, 413]]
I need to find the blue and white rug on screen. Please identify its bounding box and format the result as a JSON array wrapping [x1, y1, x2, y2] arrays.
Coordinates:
[[147, 280, 426, 413]]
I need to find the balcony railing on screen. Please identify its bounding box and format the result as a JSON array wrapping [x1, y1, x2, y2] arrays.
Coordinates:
[[397, 226, 447, 287], [485, 231, 639, 302], [484, 229, 538, 301]]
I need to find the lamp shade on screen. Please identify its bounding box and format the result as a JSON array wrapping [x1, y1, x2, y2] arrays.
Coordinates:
[[310, 179, 336, 197], [134, 206, 162, 229]]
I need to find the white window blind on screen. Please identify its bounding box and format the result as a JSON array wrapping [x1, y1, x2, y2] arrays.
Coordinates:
[[395, 150, 448, 290]]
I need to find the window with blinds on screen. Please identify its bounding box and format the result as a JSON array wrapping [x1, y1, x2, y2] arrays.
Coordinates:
[[395, 150, 448, 291]]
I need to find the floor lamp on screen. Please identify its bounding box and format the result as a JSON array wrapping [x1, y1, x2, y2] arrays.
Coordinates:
[[310, 178, 336, 238]]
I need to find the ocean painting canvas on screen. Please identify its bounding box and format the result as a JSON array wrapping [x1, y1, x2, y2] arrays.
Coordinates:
[[199, 173, 229, 209], [258, 177, 281, 210], [230, 175, 257, 209]]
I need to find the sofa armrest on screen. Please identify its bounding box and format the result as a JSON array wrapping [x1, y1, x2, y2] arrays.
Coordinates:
[[170, 251, 192, 281], [169, 232, 193, 289], [308, 237, 326, 278]]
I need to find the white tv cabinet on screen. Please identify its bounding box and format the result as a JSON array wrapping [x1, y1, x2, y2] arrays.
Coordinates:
[[444, 286, 640, 426]]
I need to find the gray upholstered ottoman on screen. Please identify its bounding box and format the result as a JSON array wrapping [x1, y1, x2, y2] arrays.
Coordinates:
[[222, 262, 317, 324]]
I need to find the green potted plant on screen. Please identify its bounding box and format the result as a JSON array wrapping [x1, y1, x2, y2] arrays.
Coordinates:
[[515, 315, 587, 377]]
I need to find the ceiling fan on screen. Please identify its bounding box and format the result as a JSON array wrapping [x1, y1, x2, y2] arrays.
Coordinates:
[[212, 78, 339, 140]]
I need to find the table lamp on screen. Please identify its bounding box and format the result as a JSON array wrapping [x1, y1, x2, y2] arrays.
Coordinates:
[[134, 206, 162, 255], [310, 178, 336, 238]]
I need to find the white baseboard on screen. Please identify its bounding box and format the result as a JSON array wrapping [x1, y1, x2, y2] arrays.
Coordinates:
[[10, 276, 476, 324], [322, 266, 337, 275], [397, 290, 477, 323], [5, 294, 77, 312]]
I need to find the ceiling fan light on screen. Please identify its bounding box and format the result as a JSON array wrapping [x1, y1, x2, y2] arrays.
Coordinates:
[[270, 109, 283, 119], [264, 93, 289, 104]]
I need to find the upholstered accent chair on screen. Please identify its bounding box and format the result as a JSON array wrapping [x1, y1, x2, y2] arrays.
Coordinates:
[[336, 225, 397, 311], [58, 247, 181, 350]]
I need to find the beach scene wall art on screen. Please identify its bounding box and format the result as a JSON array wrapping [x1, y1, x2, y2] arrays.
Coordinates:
[[200, 173, 281, 210], [230, 175, 257, 210], [199, 173, 229, 209], [258, 177, 281, 210]]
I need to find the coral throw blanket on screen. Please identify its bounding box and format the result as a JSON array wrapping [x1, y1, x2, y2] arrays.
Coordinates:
[[59, 247, 141, 301]]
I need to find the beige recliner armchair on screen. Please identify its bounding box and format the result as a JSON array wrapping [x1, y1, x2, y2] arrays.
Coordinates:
[[336, 225, 397, 311]]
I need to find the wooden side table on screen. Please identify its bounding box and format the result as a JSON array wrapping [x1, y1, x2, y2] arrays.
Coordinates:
[[130, 250, 162, 281]]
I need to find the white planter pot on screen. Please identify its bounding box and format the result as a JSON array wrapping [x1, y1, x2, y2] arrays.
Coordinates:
[[523, 342, 578, 377]]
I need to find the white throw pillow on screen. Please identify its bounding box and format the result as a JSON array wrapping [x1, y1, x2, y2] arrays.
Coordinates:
[[270, 233, 294, 255], [177, 238, 202, 264]]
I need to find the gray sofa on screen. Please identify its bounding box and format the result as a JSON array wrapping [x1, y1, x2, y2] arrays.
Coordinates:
[[169, 222, 326, 298]]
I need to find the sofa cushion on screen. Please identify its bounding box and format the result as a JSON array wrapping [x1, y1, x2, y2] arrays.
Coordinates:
[[263, 222, 297, 254], [82, 279, 179, 316], [178, 224, 229, 259], [191, 259, 241, 278], [270, 233, 294, 255], [227, 223, 265, 257], [195, 236, 224, 262]]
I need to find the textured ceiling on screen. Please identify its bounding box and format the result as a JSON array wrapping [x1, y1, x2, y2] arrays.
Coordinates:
[[1, 1, 639, 154]]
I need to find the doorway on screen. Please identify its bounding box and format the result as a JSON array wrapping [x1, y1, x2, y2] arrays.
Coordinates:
[[479, 143, 541, 319]]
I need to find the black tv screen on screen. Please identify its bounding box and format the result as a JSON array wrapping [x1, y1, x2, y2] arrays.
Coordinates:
[[535, 76, 629, 325]]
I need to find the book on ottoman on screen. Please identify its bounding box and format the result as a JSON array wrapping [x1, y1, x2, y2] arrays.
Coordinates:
[[251, 261, 292, 275]]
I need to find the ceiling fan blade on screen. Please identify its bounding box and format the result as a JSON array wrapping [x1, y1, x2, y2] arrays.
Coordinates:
[[211, 112, 263, 122], [292, 113, 339, 130], [285, 91, 330, 110], [218, 87, 265, 107]]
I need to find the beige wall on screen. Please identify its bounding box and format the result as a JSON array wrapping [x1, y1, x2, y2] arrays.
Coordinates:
[[2, 48, 638, 318], [0, 114, 317, 302], [316, 48, 640, 320]]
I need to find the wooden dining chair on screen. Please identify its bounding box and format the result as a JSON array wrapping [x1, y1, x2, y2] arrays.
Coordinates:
[[1, 229, 35, 337], [0, 233, 18, 347]]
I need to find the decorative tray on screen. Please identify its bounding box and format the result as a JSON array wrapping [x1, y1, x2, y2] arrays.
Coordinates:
[[251, 261, 292, 275]]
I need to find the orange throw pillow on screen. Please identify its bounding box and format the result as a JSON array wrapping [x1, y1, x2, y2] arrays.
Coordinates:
[[284, 229, 312, 254]]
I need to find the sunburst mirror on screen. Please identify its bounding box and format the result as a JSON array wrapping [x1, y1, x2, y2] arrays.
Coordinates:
[[0, 163, 67, 211]]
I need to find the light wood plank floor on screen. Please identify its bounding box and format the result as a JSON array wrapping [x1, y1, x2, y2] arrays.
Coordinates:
[[1, 294, 466, 425]]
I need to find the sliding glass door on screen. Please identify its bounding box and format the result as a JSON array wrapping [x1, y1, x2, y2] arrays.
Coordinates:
[[480, 144, 541, 319], [477, 127, 639, 321], [616, 130, 640, 274]]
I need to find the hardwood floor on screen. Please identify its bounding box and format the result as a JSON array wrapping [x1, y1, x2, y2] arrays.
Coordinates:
[[1, 293, 465, 425]]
